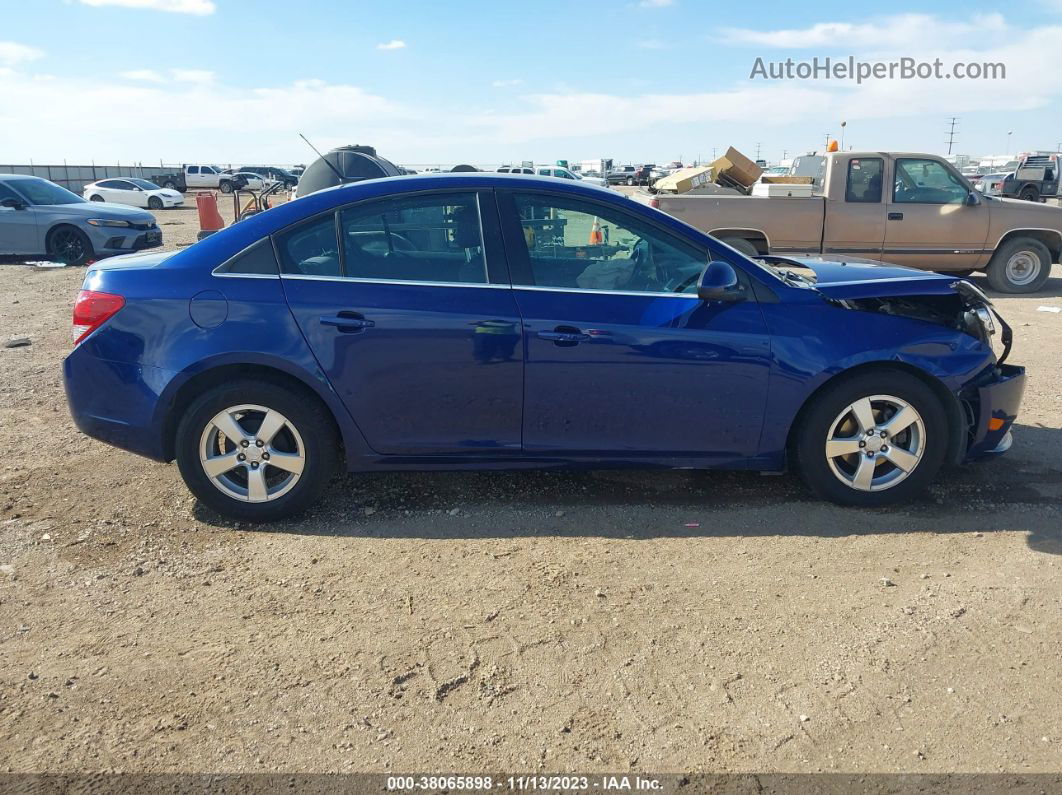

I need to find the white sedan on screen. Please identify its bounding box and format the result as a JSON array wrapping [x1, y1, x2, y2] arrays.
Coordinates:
[[83, 178, 184, 209], [229, 172, 276, 191]]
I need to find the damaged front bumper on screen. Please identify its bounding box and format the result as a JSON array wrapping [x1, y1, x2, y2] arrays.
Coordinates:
[[961, 363, 1026, 460]]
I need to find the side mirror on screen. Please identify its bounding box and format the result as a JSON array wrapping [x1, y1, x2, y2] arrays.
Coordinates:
[[965, 191, 981, 206], [698, 260, 746, 303], [0, 197, 25, 209]]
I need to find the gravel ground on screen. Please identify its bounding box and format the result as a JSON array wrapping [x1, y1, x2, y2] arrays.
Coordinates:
[[0, 203, 1060, 774]]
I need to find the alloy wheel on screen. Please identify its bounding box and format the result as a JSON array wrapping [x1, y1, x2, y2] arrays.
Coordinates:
[[824, 395, 925, 492], [198, 404, 305, 503], [51, 229, 86, 264]]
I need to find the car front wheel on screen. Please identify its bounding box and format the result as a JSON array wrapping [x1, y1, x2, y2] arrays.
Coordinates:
[[793, 370, 948, 506], [175, 380, 339, 521]]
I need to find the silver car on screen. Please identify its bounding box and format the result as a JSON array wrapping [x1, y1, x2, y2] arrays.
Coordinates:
[[0, 174, 162, 265]]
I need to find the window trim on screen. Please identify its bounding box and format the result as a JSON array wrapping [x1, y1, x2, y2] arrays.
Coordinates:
[[891, 157, 969, 206]]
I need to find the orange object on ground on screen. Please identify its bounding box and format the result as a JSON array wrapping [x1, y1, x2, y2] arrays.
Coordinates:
[[588, 216, 603, 245], [195, 192, 225, 240]]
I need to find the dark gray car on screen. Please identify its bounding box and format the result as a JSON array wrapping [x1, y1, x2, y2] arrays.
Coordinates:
[[0, 174, 161, 265]]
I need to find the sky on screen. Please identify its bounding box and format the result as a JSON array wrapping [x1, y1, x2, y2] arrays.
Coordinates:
[[1, 0, 1061, 167]]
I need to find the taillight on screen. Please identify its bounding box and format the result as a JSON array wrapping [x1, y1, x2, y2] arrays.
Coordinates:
[[649, 197, 660, 209], [72, 290, 125, 345]]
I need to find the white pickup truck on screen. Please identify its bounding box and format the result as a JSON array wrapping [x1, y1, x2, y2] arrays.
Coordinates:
[[184, 165, 236, 192]]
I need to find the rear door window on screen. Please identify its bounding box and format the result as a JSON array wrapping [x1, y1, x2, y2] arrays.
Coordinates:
[[276, 213, 341, 277], [845, 158, 883, 203], [339, 192, 487, 284]]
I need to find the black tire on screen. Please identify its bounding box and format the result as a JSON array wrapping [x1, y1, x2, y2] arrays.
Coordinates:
[[719, 236, 760, 257], [175, 379, 339, 522], [793, 369, 948, 507], [163, 181, 179, 191], [219, 181, 233, 194], [1019, 186, 1040, 202], [626, 177, 635, 186], [46, 225, 94, 266], [986, 237, 1052, 293], [147, 196, 163, 210], [89, 194, 104, 202]]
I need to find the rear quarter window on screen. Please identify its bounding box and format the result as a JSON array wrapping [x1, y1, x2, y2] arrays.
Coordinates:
[[215, 239, 280, 275]]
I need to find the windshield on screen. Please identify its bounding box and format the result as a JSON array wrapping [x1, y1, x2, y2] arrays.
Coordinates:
[[129, 178, 161, 190], [13, 179, 86, 205]]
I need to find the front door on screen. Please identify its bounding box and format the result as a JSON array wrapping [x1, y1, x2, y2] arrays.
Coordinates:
[[498, 190, 772, 462], [883, 156, 989, 270], [0, 181, 39, 254], [279, 189, 524, 456]]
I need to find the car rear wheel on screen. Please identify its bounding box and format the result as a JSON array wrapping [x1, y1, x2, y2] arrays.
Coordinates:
[[175, 380, 339, 522], [89, 194, 104, 202], [1018, 186, 1040, 202], [793, 370, 948, 507], [47, 225, 94, 266], [986, 237, 1052, 293]]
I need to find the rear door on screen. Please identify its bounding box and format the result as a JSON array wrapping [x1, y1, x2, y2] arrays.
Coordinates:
[[279, 188, 524, 456], [822, 156, 886, 258], [497, 189, 772, 461]]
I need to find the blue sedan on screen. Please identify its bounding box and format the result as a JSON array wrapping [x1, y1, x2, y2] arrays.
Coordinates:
[[63, 174, 1025, 521]]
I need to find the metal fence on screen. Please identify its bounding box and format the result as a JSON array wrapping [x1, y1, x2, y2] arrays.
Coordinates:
[[0, 163, 241, 192]]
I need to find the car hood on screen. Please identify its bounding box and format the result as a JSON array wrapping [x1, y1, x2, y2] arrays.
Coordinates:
[[760, 255, 962, 299], [49, 202, 156, 224]]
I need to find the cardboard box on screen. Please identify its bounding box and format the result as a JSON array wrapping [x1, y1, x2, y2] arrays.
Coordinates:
[[760, 176, 815, 184], [652, 165, 713, 194], [714, 147, 762, 187]]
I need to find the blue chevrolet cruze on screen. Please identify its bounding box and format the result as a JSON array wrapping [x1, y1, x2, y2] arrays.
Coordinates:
[[63, 174, 1025, 521]]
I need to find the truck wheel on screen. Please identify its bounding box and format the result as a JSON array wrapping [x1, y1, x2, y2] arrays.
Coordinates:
[[986, 237, 1052, 293], [793, 369, 948, 507], [1018, 186, 1040, 202], [219, 181, 233, 194], [719, 237, 760, 258], [163, 181, 179, 191], [626, 177, 635, 186]]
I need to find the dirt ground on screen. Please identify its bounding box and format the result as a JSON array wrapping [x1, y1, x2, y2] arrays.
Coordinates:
[[0, 201, 1060, 775]]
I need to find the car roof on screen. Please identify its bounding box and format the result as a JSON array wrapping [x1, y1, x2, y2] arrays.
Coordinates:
[[0, 173, 43, 181]]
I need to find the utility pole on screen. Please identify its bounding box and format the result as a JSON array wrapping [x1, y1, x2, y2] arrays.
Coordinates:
[[823, 132, 831, 149], [755, 142, 762, 160], [946, 117, 959, 155], [782, 149, 788, 161]]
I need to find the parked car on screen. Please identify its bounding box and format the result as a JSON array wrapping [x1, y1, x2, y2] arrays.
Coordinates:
[[238, 166, 299, 188], [498, 166, 535, 174], [534, 165, 607, 187], [0, 174, 161, 265], [642, 151, 1062, 293], [63, 172, 1024, 521], [973, 172, 1012, 197], [228, 172, 275, 191], [83, 178, 185, 209], [606, 166, 638, 185]]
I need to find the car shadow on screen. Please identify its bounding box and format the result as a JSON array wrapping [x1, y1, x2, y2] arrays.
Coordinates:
[[967, 269, 1062, 302], [192, 422, 1062, 555]]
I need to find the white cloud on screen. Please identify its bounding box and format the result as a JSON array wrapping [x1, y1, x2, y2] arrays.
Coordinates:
[[491, 79, 524, 88], [120, 69, 165, 82], [376, 40, 406, 50], [0, 41, 44, 67], [171, 68, 214, 83], [721, 13, 1006, 50], [76, 0, 216, 13]]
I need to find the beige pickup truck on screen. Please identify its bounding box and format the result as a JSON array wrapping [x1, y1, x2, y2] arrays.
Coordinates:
[[641, 151, 1062, 293]]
